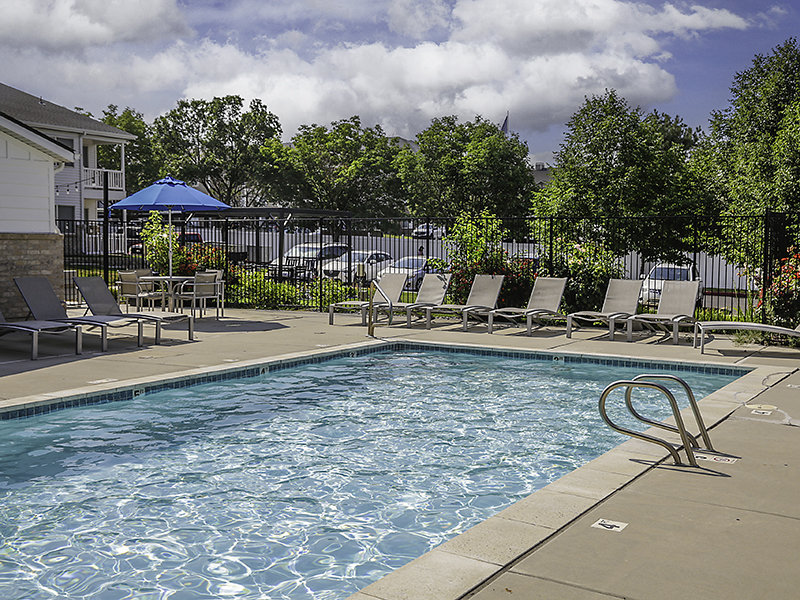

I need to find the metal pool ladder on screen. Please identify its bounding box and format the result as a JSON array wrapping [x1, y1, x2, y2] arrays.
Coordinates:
[[598, 374, 715, 467]]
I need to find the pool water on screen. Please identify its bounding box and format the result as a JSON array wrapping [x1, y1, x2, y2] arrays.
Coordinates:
[[0, 351, 737, 599]]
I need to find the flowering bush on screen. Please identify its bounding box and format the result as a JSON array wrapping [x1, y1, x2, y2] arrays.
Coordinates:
[[443, 211, 536, 306], [763, 247, 800, 328], [540, 241, 622, 313]]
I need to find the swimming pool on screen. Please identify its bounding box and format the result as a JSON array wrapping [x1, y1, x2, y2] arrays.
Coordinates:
[[0, 349, 739, 599]]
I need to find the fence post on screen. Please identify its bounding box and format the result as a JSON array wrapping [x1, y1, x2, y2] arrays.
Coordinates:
[[547, 216, 554, 273], [762, 211, 771, 324], [103, 171, 110, 286]]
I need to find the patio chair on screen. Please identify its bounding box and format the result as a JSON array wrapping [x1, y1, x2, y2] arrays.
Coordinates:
[[616, 280, 700, 344], [204, 269, 225, 317], [172, 271, 224, 319], [565, 279, 643, 339], [487, 277, 568, 334], [0, 308, 82, 360], [118, 269, 163, 312], [412, 274, 504, 330], [14, 276, 144, 352], [328, 272, 407, 325], [74, 276, 194, 343], [693, 320, 800, 354], [374, 273, 452, 327]]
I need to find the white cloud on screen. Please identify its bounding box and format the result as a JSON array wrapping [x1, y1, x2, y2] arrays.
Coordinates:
[[0, 0, 189, 51], [0, 0, 755, 157], [387, 0, 451, 39]]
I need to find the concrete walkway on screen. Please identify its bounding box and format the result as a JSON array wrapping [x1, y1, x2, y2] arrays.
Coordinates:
[[1, 309, 798, 600]]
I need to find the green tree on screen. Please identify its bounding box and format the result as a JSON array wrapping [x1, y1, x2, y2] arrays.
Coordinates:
[[534, 90, 709, 261], [264, 116, 409, 217], [707, 38, 800, 216], [153, 96, 282, 206], [398, 115, 535, 217], [98, 105, 160, 193]]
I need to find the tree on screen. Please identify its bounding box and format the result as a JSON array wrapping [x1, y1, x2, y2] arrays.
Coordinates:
[[263, 116, 409, 217], [398, 115, 535, 217], [707, 38, 800, 216], [98, 105, 160, 194], [534, 90, 711, 261], [153, 96, 282, 206]]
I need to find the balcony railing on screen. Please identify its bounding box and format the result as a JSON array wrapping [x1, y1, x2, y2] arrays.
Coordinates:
[[83, 167, 125, 191]]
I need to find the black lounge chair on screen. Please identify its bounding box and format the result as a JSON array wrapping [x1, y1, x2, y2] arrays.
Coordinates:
[[0, 308, 82, 359], [14, 276, 147, 352], [73, 276, 194, 343]]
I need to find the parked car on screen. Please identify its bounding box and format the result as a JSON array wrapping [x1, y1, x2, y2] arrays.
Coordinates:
[[269, 243, 351, 279], [321, 250, 393, 283], [377, 255, 444, 291], [129, 232, 202, 255], [640, 263, 703, 306], [411, 223, 446, 239]]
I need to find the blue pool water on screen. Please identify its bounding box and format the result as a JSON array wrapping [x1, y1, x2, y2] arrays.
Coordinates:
[[0, 350, 738, 599]]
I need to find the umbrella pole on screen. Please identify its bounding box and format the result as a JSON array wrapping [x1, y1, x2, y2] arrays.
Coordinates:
[[168, 209, 173, 278]]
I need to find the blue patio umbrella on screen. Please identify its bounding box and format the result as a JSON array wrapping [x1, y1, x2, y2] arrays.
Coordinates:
[[110, 176, 229, 277]]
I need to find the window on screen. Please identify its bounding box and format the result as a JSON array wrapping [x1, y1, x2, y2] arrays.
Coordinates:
[[55, 137, 75, 167], [56, 205, 75, 220]]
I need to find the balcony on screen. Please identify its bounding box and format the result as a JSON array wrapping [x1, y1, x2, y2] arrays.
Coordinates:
[[83, 167, 124, 191]]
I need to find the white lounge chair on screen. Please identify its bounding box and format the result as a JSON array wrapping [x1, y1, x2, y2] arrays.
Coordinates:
[[616, 280, 700, 344], [411, 274, 504, 330], [328, 272, 407, 325], [565, 279, 643, 338], [487, 277, 567, 334], [375, 273, 451, 326], [694, 320, 800, 354]]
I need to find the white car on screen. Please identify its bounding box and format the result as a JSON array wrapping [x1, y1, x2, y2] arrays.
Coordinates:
[[269, 243, 350, 279], [377, 255, 444, 291], [640, 263, 703, 306], [411, 224, 446, 239], [321, 250, 393, 283]]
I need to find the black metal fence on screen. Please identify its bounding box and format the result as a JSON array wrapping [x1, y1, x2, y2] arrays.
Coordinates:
[[59, 212, 799, 323]]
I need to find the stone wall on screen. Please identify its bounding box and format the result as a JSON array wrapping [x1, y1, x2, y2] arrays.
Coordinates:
[[0, 233, 64, 319]]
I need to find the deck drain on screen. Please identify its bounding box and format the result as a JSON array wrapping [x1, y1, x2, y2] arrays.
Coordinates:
[[591, 519, 628, 532], [87, 378, 118, 384], [745, 403, 776, 410]]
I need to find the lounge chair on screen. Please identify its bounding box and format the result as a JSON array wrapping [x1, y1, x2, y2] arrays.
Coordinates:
[[15, 276, 147, 352], [0, 309, 82, 359], [328, 272, 407, 325], [616, 280, 700, 344], [693, 320, 800, 354], [74, 276, 194, 343], [374, 273, 452, 326], [487, 277, 568, 334], [565, 279, 643, 338], [412, 274, 504, 330]]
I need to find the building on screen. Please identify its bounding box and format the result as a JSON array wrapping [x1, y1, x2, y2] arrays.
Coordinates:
[[0, 111, 76, 318], [0, 82, 135, 222]]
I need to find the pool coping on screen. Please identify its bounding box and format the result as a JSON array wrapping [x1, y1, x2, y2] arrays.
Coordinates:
[[0, 337, 789, 600]]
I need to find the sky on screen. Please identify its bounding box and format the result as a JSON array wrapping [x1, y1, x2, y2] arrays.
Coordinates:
[[1, 0, 798, 162]]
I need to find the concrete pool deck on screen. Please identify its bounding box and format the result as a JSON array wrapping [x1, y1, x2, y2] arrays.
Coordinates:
[[1, 309, 798, 600]]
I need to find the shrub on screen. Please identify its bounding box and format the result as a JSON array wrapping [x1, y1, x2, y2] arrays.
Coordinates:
[[227, 269, 301, 308], [305, 278, 353, 310]]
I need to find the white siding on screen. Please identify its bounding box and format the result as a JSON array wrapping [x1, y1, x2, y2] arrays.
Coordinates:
[[0, 131, 57, 233]]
